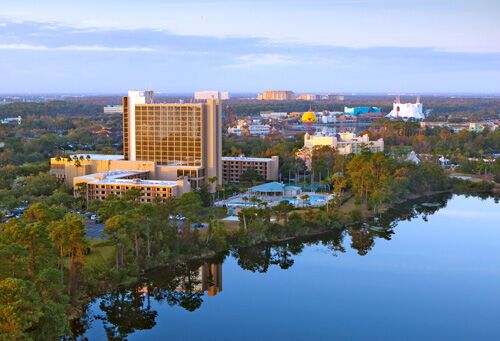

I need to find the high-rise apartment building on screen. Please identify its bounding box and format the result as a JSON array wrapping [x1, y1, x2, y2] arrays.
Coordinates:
[[123, 90, 222, 189], [258, 90, 294, 101]]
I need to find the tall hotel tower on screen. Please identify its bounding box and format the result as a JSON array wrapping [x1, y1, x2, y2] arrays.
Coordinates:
[[123, 90, 222, 189]]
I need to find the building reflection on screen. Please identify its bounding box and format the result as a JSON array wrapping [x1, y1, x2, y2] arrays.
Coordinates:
[[176, 262, 222, 297]]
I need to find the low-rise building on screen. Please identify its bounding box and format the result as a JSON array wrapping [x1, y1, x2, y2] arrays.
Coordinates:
[[248, 182, 302, 198], [296, 133, 384, 169], [227, 124, 271, 136], [49, 154, 204, 190], [103, 105, 123, 114], [222, 156, 279, 183], [260, 111, 288, 120], [74, 170, 190, 202]]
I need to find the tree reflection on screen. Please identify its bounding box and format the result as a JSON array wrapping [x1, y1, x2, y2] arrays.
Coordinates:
[[348, 227, 375, 256], [98, 288, 157, 340]]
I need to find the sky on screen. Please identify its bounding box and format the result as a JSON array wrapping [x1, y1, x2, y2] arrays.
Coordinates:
[[0, 0, 499, 94]]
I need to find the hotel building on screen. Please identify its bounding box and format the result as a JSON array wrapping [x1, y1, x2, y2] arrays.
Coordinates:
[[222, 156, 279, 183], [123, 90, 222, 189], [50, 89, 222, 199]]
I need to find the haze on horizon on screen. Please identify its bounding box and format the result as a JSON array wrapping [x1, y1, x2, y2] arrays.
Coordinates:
[[0, 0, 499, 94]]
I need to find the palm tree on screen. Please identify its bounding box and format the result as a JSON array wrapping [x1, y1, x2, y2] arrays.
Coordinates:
[[242, 196, 249, 206], [250, 196, 259, 206], [300, 194, 310, 207]]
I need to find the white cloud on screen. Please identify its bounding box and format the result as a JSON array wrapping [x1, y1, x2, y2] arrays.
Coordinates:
[[225, 53, 296, 68], [0, 43, 47, 50], [0, 43, 155, 52]]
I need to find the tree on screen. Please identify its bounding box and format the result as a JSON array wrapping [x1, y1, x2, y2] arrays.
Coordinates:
[[104, 215, 131, 271], [329, 174, 348, 207], [272, 201, 294, 224], [123, 188, 143, 202], [48, 213, 87, 295], [177, 192, 204, 223], [300, 194, 310, 207], [240, 167, 264, 183], [0, 278, 43, 339], [1, 220, 53, 279]]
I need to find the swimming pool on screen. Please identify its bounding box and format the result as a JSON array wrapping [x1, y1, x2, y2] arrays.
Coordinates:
[[281, 194, 329, 206], [224, 194, 332, 208]]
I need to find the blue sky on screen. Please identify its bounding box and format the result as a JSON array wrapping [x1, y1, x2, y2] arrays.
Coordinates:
[[1, 0, 499, 93]]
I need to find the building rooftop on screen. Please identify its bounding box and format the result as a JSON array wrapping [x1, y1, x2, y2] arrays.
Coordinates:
[[222, 156, 274, 162], [89, 178, 180, 187], [76, 170, 149, 181], [250, 182, 285, 192], [70, 154, 125, 161]]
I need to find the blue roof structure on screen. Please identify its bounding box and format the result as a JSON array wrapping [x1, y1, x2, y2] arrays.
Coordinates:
[[344, 106, 381, 116], [250, 182, 285, 192]]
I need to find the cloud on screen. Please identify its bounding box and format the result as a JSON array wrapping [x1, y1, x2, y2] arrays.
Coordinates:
[[0, 20, 499, 92], [57, 45, 155, 52], [0, 43, 155, 52], [225, 53, 296, 68], [0, 43, 47, 50]]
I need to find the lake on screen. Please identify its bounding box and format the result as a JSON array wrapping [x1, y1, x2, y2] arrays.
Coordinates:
[[75, 194, 500, 340]]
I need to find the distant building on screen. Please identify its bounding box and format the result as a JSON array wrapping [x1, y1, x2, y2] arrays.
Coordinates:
[[386, 97, 425, 120], [260, 112, 288, 119], [258, 90, 294, 101], [325, 95, 344, 101], [315, 111, 338, 124], [405, 151, 421, 164], [468, 122, 484, 133], [194, 91, 229, 101], [227, 124, 271, 136], [103, 105, 123, 114], [297, 94, 319, 101], [222, 156, 279, 183], [296, 132, 384, 169], [0, 116, 22, 125], [344, 106, 381, 116]]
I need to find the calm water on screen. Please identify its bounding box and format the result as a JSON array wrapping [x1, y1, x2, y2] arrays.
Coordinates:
[[76, 194, 500, 340]]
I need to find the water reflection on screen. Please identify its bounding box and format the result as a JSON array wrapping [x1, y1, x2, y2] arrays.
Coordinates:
[[74, 193, 498, 339]]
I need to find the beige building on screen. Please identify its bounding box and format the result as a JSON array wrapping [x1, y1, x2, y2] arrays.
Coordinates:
[[73, 170, 190, 203], [296, 132, 384, 169], [258, 90, 294, 101], [222, 156, 279, 183]]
